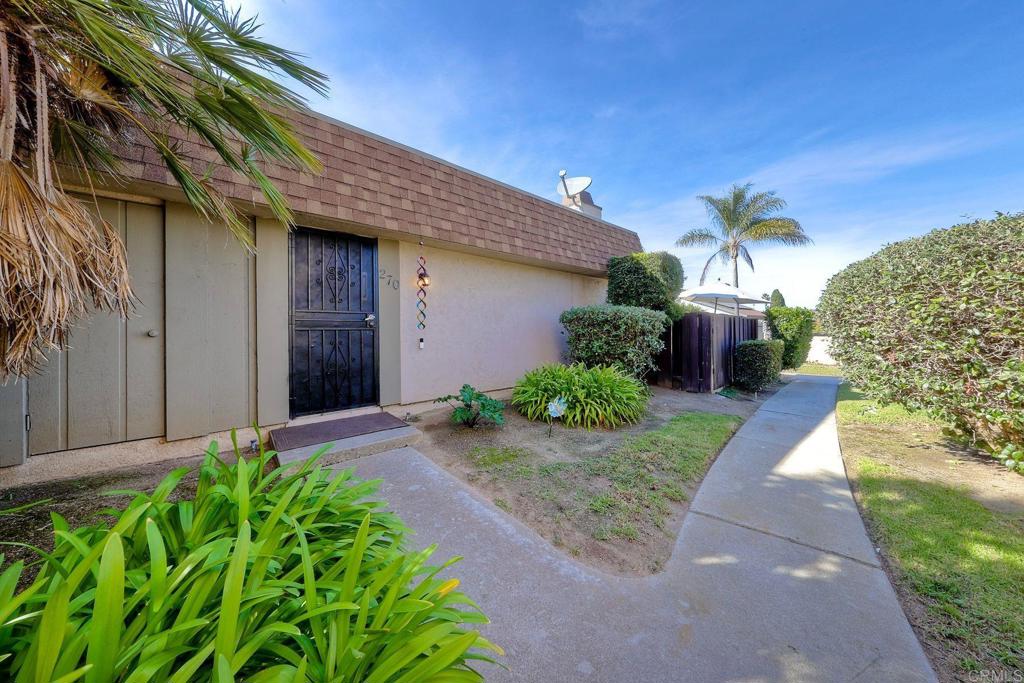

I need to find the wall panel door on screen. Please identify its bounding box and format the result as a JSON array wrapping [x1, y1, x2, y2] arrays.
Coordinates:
[[164, 203, 255, 440], [125, 203, 165, 440], [29, 198, 165, 454]]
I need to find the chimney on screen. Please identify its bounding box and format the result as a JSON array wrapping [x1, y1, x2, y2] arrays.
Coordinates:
[[563, 190, 602, 219]]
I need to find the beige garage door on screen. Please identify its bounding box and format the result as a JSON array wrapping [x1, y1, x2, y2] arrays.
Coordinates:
[[29, 197, 165, 454]]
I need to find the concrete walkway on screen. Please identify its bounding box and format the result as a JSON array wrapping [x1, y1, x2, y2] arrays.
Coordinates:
[[341, 377, 937, 682]]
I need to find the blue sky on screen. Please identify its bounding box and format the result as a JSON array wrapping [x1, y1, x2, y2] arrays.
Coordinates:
[[235, 0, 1024, 306]]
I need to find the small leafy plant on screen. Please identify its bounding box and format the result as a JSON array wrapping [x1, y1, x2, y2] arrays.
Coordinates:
[[0, 433, 500, 681], [436, 384, 505, 427], [997, 442, 1024, 475], [512, 363, 648, 429]]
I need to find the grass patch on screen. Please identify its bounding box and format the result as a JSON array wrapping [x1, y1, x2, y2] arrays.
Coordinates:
[[838, 383, 1024, 675], [793, 362, 844, 376], [466, 445, 529, 468], [836, 383, 932, 427], [470, 412, 740, 544]]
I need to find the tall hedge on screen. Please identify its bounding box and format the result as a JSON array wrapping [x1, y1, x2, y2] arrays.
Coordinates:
[[607, 252, 685, 320], [734, 339, 784, 391], [766, 306, 815, 369], [819, 213, 1024, 450], [560, 304, 668, 378]]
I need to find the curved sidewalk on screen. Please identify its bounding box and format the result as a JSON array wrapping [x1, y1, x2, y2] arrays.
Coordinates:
[[343, 377, 937, 682]]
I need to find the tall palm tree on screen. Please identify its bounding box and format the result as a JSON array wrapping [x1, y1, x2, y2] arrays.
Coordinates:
[[676, 183, 811, 288], [0, 0, 327, 377]]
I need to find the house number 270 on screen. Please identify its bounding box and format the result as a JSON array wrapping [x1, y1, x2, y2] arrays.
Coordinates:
[[379, 269, 400, 290]]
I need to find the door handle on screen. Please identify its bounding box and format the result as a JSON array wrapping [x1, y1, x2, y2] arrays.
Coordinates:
[[364, 314, 376, 328], [147, 329, 160, 338]]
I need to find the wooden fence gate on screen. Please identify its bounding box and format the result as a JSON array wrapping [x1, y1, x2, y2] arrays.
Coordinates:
[[653, 312, 759, 393]]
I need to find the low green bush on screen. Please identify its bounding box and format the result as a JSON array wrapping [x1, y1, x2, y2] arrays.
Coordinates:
[[767, 306, 815, 369], [0, 436, 499, 682], [606, 252, 685, 319], [734, 339, 783, 391], [819, 212, 1024, 452], [667, 301, 701, 320], [560, 304, 668, 378], [511, 363, 648, 429], [436, 384, 505, 427]]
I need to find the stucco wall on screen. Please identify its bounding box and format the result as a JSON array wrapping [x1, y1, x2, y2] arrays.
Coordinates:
[[394, 243, 605, 405], [377, 240, 403, 406]]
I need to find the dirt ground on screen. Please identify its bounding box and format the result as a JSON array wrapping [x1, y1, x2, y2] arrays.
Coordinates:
[[415, 384, 773, 576], [843, 422, 1024, 516]]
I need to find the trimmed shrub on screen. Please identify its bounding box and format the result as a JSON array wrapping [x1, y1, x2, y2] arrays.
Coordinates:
[[818, 213, 1024, 451], [436, 384, 505, 427], [512, 363, 648, 429], [0, 437, 499, 681], [734, 339, 784, 391], [560, 304, 668, 378], [767, 306, 815, 369], [769, 288, 787, 308], [667, 301, 702, 320], [768, 337, 785, 372], [607, 252, 685, 319]]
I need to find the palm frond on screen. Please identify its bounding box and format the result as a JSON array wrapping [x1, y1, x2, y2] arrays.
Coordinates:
[[698, 249, 726, 285], [675, 227, 722, 249], [743, 217, 813, 246], [695, 193, 733, 238], [738, 244, 754, 272]]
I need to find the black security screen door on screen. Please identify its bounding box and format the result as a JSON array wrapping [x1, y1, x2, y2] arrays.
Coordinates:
[[289, 228, 379, 416]]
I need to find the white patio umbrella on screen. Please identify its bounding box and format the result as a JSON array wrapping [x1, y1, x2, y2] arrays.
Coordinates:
[[678, 281, 768, 315]]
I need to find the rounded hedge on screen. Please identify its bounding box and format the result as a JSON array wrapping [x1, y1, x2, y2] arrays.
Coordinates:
[[560, 304, 668, 378], [606, 252, 685, 320], [734, 339, 784, 391], [818, 213, 1024, 450], [766, 306, 815, 369]]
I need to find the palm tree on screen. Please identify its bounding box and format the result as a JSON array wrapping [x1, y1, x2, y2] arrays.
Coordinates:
[[0, 0, 327, 377], [676, 183, 811, 288]]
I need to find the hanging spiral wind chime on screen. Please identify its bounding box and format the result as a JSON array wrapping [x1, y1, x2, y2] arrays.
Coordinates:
[[415, 252, 430, 330]]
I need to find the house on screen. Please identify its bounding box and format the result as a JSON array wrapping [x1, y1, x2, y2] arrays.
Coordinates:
[[0, 107, 640, 469]]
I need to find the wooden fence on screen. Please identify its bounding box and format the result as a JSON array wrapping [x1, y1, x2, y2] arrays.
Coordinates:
[[652, 312, 759, 393]]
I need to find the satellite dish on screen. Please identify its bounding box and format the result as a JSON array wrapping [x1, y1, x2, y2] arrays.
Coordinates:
[[556, 171, 592, 198]]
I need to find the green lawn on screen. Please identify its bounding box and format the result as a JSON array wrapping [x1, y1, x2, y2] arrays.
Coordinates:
[[468, 411, 740, 543], [837, 384, 1024, 675], [793, 362, 844, 376]]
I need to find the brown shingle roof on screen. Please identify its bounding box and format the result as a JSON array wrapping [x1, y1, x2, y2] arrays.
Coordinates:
[[116, 107, 642, 274]]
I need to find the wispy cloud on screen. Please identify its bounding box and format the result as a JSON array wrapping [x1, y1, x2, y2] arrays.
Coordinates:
[[743, 127, 1007, 198], [575, 0, 665, 38]]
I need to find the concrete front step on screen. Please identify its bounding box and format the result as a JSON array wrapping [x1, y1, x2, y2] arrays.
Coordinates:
[[274, 425, 422, 467]]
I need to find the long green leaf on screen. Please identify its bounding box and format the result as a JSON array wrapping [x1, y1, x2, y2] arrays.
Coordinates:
[[85, 533, 125, 683], [215, 521, 252, 664]]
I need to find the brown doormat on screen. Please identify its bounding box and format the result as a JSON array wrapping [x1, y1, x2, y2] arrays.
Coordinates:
[[269, 412, 407, 452]]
